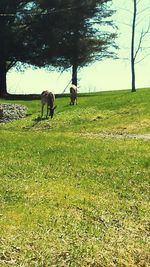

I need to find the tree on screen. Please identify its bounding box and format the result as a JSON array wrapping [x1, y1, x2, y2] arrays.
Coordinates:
[[0, 0, 44, 96], [131, 0, 137, 92], [37, 0, 117, 86], [131, 0, 150, 92], [0, 0, 117, 96]]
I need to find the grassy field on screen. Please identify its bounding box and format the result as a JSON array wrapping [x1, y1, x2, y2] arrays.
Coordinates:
[[0, 88, 150, 266]]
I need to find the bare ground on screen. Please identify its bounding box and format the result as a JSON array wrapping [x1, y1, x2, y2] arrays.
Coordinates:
[[80, 132, 150, 140]]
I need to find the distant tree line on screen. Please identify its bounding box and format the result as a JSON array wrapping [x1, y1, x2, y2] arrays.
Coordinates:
[[0, 0, 117, 96]]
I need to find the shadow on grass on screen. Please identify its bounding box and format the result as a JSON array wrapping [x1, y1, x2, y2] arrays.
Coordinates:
[[33, 116, 48, 122], [23, 116, 51, 130]]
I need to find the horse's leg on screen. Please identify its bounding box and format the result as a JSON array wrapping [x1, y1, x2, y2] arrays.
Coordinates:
[[46, 104, 49, 118], [41, 104, 44, 117]]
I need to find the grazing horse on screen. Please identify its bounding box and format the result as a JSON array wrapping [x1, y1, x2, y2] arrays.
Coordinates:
[[70, 84, 77, 105], [41, 91, 56, 118]]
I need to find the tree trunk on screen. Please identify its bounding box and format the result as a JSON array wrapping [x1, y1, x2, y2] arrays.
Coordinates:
[[0, 61, 7, 97], [131, 0, 136, 92], [131, 58, 136, 92], [72, 64, 78, 86]]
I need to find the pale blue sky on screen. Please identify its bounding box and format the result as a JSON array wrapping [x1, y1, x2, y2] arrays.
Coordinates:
[[7, 0, 150, 94]]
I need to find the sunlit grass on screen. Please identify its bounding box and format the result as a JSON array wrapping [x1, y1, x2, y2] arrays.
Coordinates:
[[0, 88, 150, 266]]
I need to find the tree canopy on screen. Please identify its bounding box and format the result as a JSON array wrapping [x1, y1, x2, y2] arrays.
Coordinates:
[[0, 0, 41, 95], [36, 0, 117, 84], [0, 0, 117, 95]]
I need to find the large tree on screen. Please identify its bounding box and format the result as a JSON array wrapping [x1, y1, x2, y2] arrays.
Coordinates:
[[37, 0, 117, 86], [0, 0, 117, 96], [0, 0, 43, 96]]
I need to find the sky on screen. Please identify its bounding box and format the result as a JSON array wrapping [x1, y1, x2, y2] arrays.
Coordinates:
[[7, 0, 150, 94]]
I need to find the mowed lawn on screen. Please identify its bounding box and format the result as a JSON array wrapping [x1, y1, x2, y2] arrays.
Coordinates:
[[0, 88, 150, 266]]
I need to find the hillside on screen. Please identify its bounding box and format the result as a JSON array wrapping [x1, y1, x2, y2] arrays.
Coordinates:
[[0, 88, 150, 266]]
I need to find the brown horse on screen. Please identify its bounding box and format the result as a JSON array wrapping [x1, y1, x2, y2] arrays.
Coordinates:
[[41, 91, 56, 118]]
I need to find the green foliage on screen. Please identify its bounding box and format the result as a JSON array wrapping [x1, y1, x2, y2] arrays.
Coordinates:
[[0, 1, 39, 69], [37, 0, 117, 69], [0, 0, 117, 95], [0, 88, 150, 266], [0, 0, 43, 95]]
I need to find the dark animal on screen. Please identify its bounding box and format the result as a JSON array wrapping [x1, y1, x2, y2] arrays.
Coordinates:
[[41, 91, 56, 118], [70, 84, 77, 105]]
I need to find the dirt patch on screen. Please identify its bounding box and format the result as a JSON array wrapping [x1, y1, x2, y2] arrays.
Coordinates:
[[80, 132, 150, 141]]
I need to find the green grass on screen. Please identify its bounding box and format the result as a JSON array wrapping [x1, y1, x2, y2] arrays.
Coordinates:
[[0, 88, 150, 266]]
